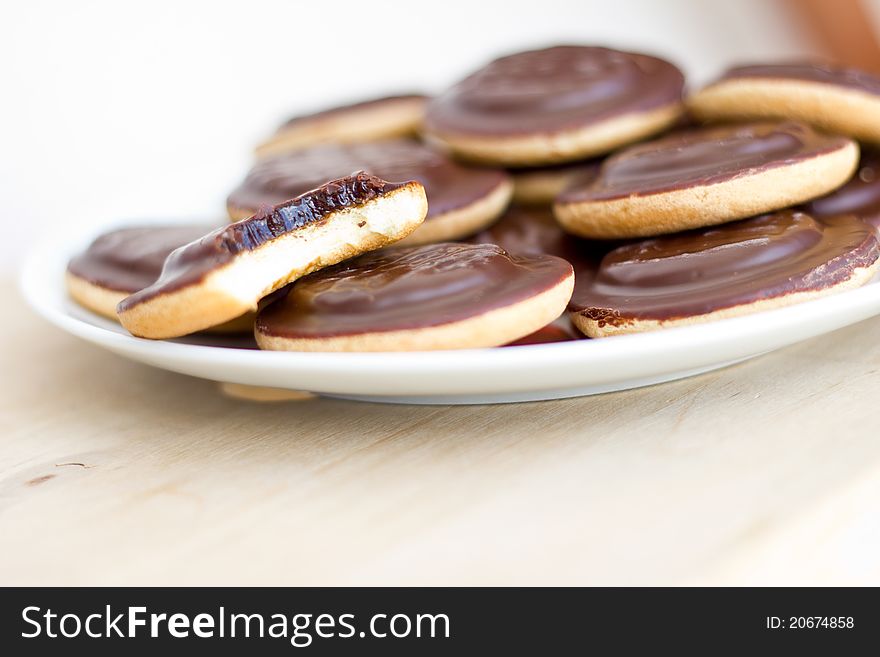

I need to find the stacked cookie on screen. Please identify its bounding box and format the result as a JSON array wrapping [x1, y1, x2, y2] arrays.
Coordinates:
[[67, 46, 880, 351]]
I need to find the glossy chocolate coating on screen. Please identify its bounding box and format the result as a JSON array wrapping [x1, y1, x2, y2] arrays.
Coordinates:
[[470, 205, 606, 307], [511, 159, 600, 182], [256, 243, 573, 338], [425, 46, 684, 137], [718, 63, 880, 95], [229, 139, 507, 219], [279, 94, 427, 129], [119, 173, 407, 311], [568, 211, 879, 323], [559, 122, 851, 203], [471, 205, 573, 257], [806, 150, 880, 228], [67, 224, 215, 292]]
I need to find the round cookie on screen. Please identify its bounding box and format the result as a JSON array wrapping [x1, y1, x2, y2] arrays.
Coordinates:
[[66, 224, 254, 333], [470, 205, 606, 343], [68, 224, 212, 320], [554, 122, 859, 239], [805, 149, 880, 229], [568, 210, 880, 337], [256, 94, 427, 158], [510, 160, 601, 205], [688, 63, 880, 144], [424, 45, 685, 166], [255, 243, 574, 352], [468, 206, 586, 346], [118, 173, 428, 339], [228, 139, 512, 246]]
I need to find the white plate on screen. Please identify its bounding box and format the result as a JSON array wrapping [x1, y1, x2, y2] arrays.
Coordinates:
[[20, 224, 880, 405]]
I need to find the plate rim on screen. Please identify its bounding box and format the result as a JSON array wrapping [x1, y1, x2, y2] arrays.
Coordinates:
[[19, 222, 880, 396]]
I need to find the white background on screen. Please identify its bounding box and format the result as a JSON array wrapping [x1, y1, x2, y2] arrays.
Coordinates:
[[0, 0, 844, 273]]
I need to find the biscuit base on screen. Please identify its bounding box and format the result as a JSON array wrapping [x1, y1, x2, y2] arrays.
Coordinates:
[[229, 177, 513, 247], [554, 141, 859, 239], [66, 272, 130, 321], [688, 78, 880, 145], [118, 184, 428, 339], [424, 103, 682, 167], [218, 382, 316, 402], [571, 260, 880, 338], [65, 272, 254, 334], [255, 272, 574, 352], [396, 177, 513, 246], [511, 167, 592, 205], [256, 97, 426, 159]]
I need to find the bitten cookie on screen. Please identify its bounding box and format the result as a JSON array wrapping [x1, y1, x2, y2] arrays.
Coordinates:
[[256, 94, 427, 158], [424, 45, 684, 166], [554, 122, 858, 239], [66, 224, 255, 333], [118, 173, 428, 339], [806, 149, 880, 228], [228, 139, 512, 245], [568, 211, 880, 337], [255, 243, 574, 352], [510, 160, 601, 205], [688, 63, 880, 144]]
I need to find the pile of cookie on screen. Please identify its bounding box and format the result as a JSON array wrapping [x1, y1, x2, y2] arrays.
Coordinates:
[[67, 46, 880, 350]]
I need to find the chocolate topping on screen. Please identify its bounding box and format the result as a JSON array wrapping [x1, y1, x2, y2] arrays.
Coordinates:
[[470, 204, 607, 303], [279, 94, 427, 129], [568, 211, 879, 323], [559, 122, 852, 203], [67, 224, 215, 293], [229, 139, 507, 219], [471, 205, 574, 257], [119, 173, 407, 311], [256, 243, 573, 338], [806, 150, 880, 227], [511, 159, 601, 182], [425, 46, 684, 137], [718, 63, 880, 95]]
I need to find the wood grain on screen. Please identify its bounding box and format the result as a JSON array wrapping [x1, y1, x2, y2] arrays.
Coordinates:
[[2, 278, 879, 585]]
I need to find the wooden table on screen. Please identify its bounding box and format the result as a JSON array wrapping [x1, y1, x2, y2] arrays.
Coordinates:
[[2, 278, 879, 586]]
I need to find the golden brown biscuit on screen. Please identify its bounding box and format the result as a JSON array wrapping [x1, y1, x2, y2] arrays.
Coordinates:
[[424, 46, 684, 166], [256, 94, 427, 158], [509, 160, 601, 205], [218, 383, 317, 402], [255, 243, 574, 352], [688, 63, 880, 144], [567, 211, 880, 337], [554, 122, 858, 239]]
